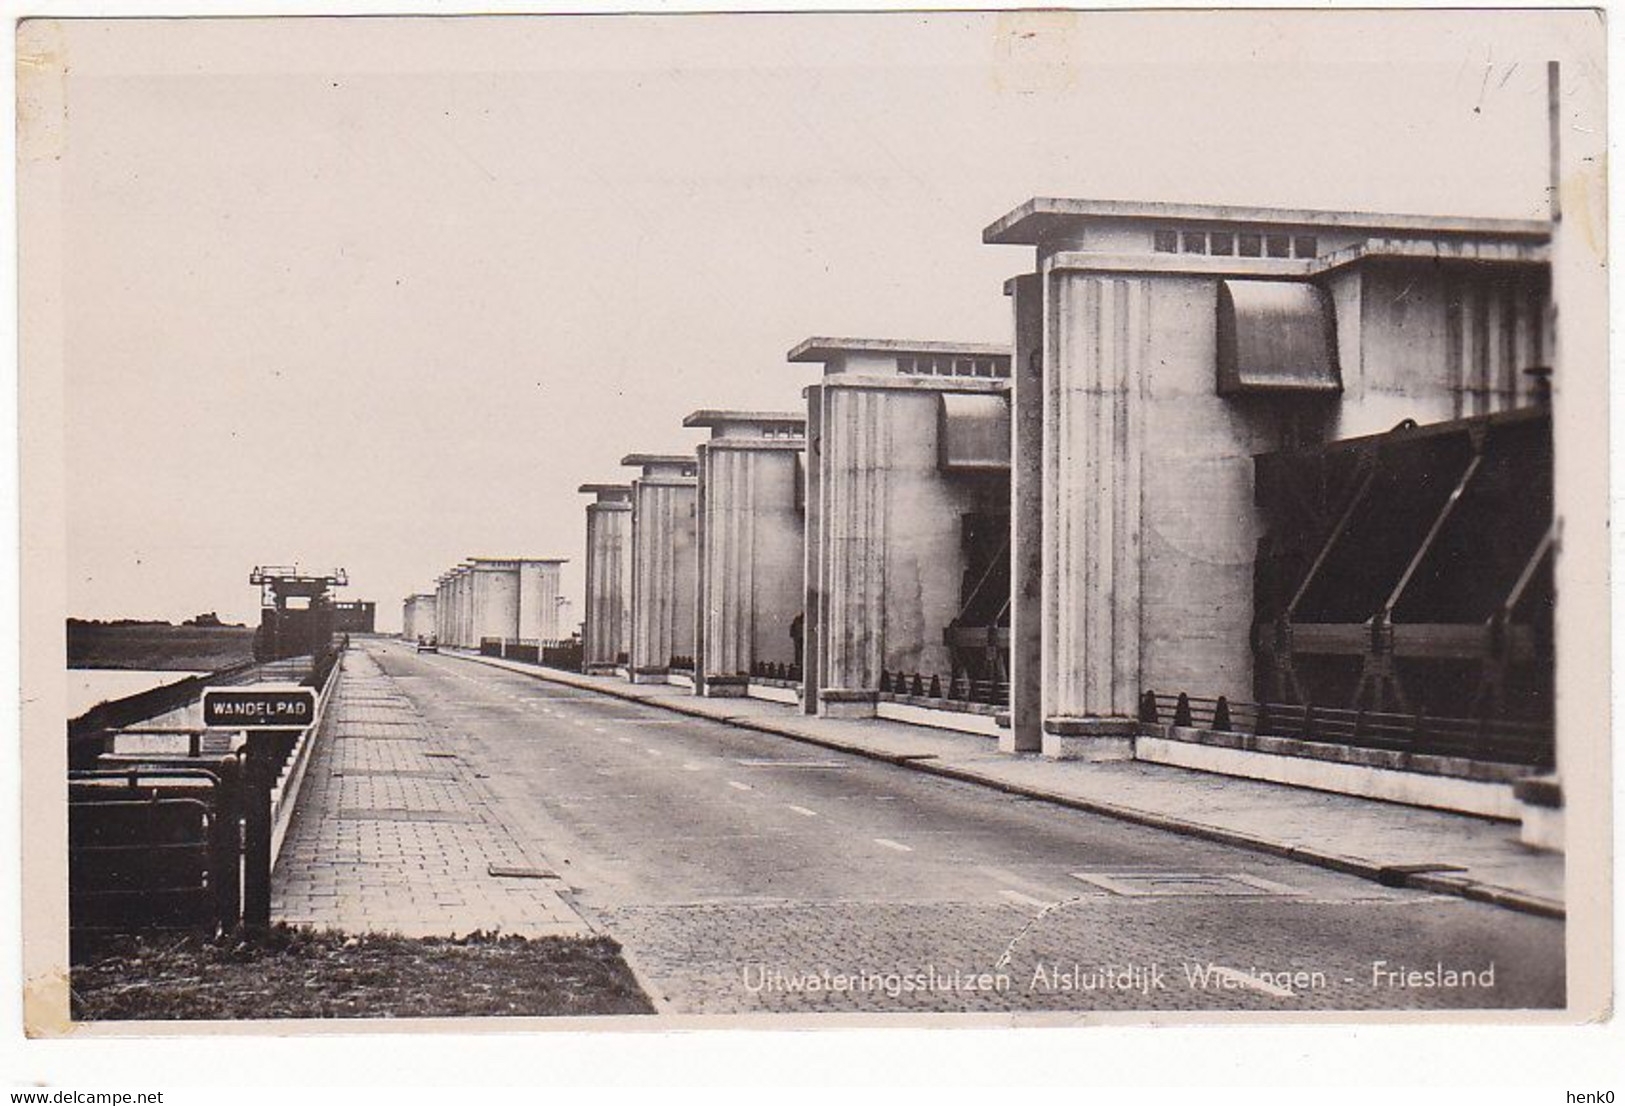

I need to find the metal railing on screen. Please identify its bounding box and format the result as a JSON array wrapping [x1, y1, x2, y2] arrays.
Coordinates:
[[69, 660, 260, 770], [541, 641, 584, 672], [749, 660, 803, 683], [474, 637, 583, 669], [69, 638, 348, 945], [70, 765, 241, 954], [1139, 690, 1553, 769], [879, 669, 1009, 708]]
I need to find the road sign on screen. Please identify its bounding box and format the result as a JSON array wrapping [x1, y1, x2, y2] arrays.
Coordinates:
[[202, 684, 317, 729]]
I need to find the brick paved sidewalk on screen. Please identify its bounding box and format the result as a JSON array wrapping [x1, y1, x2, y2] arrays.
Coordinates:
[[271, 650, 591, 938], [461, 652, 1564, 918]]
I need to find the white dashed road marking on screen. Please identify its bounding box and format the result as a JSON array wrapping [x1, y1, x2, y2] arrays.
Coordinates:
[[873, 838, 912, 853], [786, 805, 819, 818], [975, 866, 1079, 903], [727, 781, 753, 792]]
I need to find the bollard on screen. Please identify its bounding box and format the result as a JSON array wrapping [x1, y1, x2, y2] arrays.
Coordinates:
[[1212, 696, 1232, 732], [1173, 692, 1193, 728], [1139, 690, 1159, 724]]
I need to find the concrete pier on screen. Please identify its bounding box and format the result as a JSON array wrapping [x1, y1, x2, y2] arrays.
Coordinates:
[[684, 410, 806, 698], [788, 338, 1011, 718], [624, 454, 699, 684], [984, 197, 1552, 758], [401, 592, 438, 643], [430, 558, 565, 650], [435, 566, 473, 650], [579, 484, 634, 674]]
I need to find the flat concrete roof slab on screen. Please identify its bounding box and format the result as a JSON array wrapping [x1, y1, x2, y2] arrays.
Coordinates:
[[682, 409, 805, 428], [621, 453, 695, 467], [983, 196, 1553, 246], [787, 336, 1011, 363]]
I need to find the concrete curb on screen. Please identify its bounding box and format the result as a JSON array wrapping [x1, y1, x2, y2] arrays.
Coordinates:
[[455, 652, 1565, 922]]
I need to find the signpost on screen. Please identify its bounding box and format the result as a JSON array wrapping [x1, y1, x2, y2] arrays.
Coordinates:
[[203, 684, 318, 925], [202, 685, 316, 729]]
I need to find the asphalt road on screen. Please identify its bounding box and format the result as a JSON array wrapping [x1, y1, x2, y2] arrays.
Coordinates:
[[368, 638, 1565, 1016]]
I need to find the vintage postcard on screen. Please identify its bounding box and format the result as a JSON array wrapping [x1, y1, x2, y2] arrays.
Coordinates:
[[15, 7, 1611, 1045]]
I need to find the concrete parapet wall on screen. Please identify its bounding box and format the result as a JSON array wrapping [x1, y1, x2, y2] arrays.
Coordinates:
[[875, 700, 1003, 738], [746, 682, 801, 706], [1136, 734, 1519, 820]]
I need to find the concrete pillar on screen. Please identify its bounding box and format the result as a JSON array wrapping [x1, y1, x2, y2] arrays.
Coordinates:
[[1039, 273, 1147, 758], [624, 454, 698, 683], [579, 484, 633, 673], [789, 338, 1012, 719], [466, 559, 520, 648], [455, 566, 473, 649], [402, 593, 437, 642], [799, 393, 824, 715], [441, 569, 457, 647], [517, 559, 566, 643], [446, 569, 459, 647], [816, 385, 890, 716], [1520, 62, 1603, 854], [1005, 274, 1045, 753], [686, 410, 806, 698]]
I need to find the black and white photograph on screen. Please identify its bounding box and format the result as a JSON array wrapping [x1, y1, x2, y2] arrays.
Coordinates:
[[11, 4, 1612, 1060]]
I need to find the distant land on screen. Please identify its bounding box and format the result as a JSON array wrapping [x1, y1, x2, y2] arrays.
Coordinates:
[[67, 616, 255, 671]]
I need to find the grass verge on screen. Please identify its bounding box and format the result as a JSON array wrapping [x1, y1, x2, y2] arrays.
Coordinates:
[[71, 926, 656, 1020]]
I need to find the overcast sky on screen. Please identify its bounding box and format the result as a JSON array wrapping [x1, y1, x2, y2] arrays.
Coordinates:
[[45, 11, 1582, 629]]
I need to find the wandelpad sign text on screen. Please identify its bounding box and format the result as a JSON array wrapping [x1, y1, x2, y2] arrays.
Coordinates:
[[203, 684, 316, 729]]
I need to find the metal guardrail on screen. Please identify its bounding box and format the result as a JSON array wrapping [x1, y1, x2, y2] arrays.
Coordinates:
[[1139, 690, 1554, 769]]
